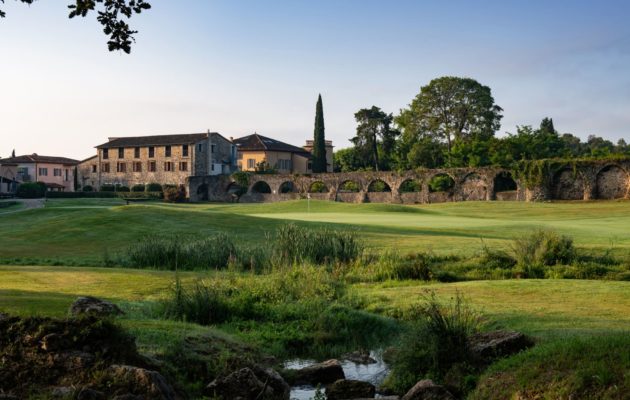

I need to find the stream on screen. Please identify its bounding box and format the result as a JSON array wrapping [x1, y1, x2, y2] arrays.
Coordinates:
[[285, 351, 389, 400]]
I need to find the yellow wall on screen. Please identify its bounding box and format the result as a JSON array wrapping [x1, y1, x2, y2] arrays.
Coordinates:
[[238, 150, 311, 174]]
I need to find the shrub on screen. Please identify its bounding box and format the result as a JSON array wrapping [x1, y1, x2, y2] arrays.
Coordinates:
[[161, 276, 231, 325], [385, 291, 482, 393], [100, 184, 115, 192], [512, 230, 575, 276], [82, 185, 94, 192], [146, 182, 162, 192], [400, 180, 421, 193], [46, 191, 118, 198], [309, 181, 328, 193], [164, 185, 187, 202], [428, 174, 454, 192], [273, 223, 363, 264], [368, 180, 390, 192], [230, 171, 251, 188], [117, 185, 130, 192], [16, 182, 47, 198], [131, 184, 145, 192], [339, 181, 360, 192]]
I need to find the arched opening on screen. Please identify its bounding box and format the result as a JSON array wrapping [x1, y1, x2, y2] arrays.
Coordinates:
[[494, 172, 517, 192], [279, 181, 297, 193], [308, 181, 329, 193], [367, 179, 391, 192], [338, 180, 361, 193], [251, 181, 272, 194], [227, 181, 245, 196], [196, 184, 208, 201], [552, 168, 584, 200], [461, 173, 487, 201], [428, 174, 455, 193], [596, 165, 628, 199], [399, 179, 421, 193]]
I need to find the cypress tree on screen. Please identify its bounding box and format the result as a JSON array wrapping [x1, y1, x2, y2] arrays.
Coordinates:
[[312, 94, 327, 173]]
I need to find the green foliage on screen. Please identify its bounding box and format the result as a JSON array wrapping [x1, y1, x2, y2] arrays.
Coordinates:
[[385, 291, 482, 393], [339, 180, 360, 192], [117, 185, 130, 192], [16, 182, 46, 198], [367, 179, 391, 192], [163, 185, 186, 202], [230, 171, 251, 188], [352, 106, 399, 171], [145, 182, 162, 192], [312, 94, 327, 173], [273, 223, 363, 265], [100, 184, 115, 192], [309, 181, 328, 193], [333, 147, 365, 172], [82, 185, 94, 192], [45, 191, 119, 199], [162, 275, 231, 325], [428, 174, 454, 192], [131, 184, 145, 192], [399, 179, 421, 193], [512, 230, 575, 278]]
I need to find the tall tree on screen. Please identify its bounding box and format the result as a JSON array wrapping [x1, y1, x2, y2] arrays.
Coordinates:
[[351, 106, 399, 171], [0, 0, 151, 53], [539, 117, 556, 134], [312, 94, 327, 173], [11, 149, 15, 158], [396, 76, 503, 165]]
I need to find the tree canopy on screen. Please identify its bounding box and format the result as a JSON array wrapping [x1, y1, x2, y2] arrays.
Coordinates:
[[0, 0, 151, 53], [351, 106, 399, 171]]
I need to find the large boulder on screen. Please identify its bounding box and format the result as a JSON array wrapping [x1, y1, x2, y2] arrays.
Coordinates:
[[105, 365, 177, 400], [326, 379, 376, 399], [402, 379, 455, 400], [204, 367, 279, 400], [293, 359, 345, 385], [342, 350, 377, 364], [251, 365, 291, 399], [69, 296, 123, 318], [468, 330, 533, 362]]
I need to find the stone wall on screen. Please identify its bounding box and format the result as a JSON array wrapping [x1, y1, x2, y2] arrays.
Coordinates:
[[188, 160, 630, 204]]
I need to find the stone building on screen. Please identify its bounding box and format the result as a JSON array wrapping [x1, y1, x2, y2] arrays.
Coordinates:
[[233, 133, 333, 173], [0, 154, 79, 192], [84, 132, 236, 189]]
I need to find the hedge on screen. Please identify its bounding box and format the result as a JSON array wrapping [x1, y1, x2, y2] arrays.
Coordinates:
[[45, 191, 163, 199]]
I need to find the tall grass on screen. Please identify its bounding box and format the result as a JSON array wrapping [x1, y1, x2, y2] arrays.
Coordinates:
[[273, 223, 363, 265], [512, 229, 576, 278]]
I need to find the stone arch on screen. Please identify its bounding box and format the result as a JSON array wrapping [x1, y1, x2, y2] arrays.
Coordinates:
[[460, 173, 488, 201], [251, 180, 272, 194], [551, 167, 585, 200], [596, 164, 629, 199], [399, 178, 422, 193], [338, 179, 361, 193], [493, 171, 517, 199], [308, 180, 329, 193], [367, 179, 392, 192], [427, 173, 455, 193], [196, 183, 209, 201], [279, 181, 297, 193]]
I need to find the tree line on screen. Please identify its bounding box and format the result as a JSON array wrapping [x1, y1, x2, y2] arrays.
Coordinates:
[[335, 76, 630, 172]]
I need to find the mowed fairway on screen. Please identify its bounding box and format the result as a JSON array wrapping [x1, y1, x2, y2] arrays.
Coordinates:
[[1, 199, 630, 264]]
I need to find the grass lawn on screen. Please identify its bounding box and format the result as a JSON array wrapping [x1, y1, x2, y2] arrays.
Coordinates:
[[2, 199, 630, 265]]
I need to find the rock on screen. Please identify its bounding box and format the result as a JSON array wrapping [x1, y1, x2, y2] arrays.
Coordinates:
[[106, 365, 177, 400], [40, 333, 69, 352], [326, 379, 376, 399], [204, 367, 276, 400], [251, 365, 291, 399], [77, 388, 106, 400], [58, 351, 96, 370], [294, 359, 345, 385], [468, 330, 533, 362], [69, 296, 123, 318], [402, 379, 455, 400], [342, 350, 377, 364], [50, 386, 74, 397]]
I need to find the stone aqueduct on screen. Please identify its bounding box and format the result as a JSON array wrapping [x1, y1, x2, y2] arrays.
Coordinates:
[[187, 160, 630, 204]]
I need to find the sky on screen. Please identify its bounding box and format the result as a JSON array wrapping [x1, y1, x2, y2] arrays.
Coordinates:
[[1, 0, 629, 160]]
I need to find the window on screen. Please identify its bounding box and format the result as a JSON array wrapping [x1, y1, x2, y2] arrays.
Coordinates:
[[117, 162, 127, 173], [17, 167, 28, 175], [102, 163, 110, 173], [237, 152, 243, 160], [198, 144, 203, 152], [247, 159, 255, 169], [277, 159, 291, 171], [148, 147, 155, 158], [211, 144, 216, 153], [148, 161, 156, 172], [133, 162, 142, 172], [91, 165, 97, 173], [103, 149, 109, 159], [39, 168, 48, 176], [165, 145, 171, 157], [179, 162, 188, 171], [53, 168, 62, 176], [64, 169, 69, 181], [134, 147, 140, 158], [118, 147, 124, 158], [211, 164, 215, 171], [164, 162, 173, 172], [182, 145, 189, 157]]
